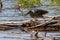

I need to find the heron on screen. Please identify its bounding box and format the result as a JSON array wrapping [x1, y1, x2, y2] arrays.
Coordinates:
[[24, 9, 48, 20], [24, 9, 48, 38]]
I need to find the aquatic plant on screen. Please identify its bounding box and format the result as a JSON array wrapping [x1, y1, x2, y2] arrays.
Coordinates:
[[18, 0, 60, 9]]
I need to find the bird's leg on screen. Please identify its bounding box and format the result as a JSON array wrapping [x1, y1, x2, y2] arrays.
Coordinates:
[[45, 32, 47, 37], [41, 16, 46, 19]]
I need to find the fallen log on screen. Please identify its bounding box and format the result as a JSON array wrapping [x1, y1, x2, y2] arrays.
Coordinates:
[[20, 17, 55, 32], [0, 16, 59, 24], [27, 21, 60, 32], [27, 17, 54, 28], [47, 22, 60, 26], [0, 16, 59, 31], [0, 25, 17, 31]]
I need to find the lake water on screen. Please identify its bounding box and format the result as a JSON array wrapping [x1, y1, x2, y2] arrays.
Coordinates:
[[0, 0, 60, 40], [1, 0, 60, 22]]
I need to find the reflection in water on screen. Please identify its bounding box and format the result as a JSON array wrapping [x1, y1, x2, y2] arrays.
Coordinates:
[[0, 0, 3, 12]]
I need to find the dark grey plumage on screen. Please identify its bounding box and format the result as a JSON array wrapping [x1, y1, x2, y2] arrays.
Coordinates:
[[25, 9, 48, 18]]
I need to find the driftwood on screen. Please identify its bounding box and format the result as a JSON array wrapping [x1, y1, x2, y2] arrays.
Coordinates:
[[47, 22, 60, 26], [20, 17, 56, 32], [0, 16, 59, 31], [27, 17, 54, 28], [0, 16, 59, 24], [0, 24, 17, 31], [26, 22, 60, 32], [19, 16, 60, 32]]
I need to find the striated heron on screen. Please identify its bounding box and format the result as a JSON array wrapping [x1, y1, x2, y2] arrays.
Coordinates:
[[24, 9, 48, 38], [25, 9, 48, 20]]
